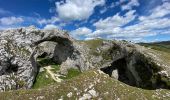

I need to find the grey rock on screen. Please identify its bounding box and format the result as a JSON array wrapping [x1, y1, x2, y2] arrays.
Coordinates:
[[0, 26, 73, 91]]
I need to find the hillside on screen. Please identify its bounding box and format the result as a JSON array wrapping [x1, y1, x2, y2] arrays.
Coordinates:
[[0, 27, 169, 100], [0, 70, 170, 100], [139, 41, 170, 53]]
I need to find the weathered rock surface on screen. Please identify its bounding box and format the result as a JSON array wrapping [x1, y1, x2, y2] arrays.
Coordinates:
[[0, 26, 73, 91], [0, 26, 170, 92]]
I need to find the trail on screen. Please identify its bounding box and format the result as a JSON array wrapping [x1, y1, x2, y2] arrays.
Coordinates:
[[44, 66, 63, 82]]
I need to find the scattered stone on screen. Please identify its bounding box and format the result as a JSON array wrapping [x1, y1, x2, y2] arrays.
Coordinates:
[[88, 89, 98, 97], [67, 92, 73, 98], [79, 93, 92, 100], [39, 68, 44, 72]]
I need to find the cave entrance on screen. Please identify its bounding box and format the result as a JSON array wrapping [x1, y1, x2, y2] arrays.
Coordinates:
[[100, 58, 136, 87], [100, 56, 170, 90]]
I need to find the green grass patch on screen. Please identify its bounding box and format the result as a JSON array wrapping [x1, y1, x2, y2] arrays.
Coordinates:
[[32, 62, 60, 89], [60, 68, 81, 79], [139, 43, 170, 53], [51, 64, 60, 72], [84, 39, 103, 50], [32, 71, 55, 89], [84, 39, 104, 56], [34, 57, 81, 89], [1, 70, 170, 100]]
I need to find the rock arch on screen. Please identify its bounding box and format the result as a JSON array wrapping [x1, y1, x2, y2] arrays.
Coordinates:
[[100, 43, 170, 89]]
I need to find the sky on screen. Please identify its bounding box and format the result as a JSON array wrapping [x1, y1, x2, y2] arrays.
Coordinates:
[[0, 0, 170, 42]]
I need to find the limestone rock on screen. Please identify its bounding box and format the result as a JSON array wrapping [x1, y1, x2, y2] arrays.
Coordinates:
[[0, 26, 73, 91]]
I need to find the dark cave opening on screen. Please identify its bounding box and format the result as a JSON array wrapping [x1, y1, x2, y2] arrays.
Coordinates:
[[5, 64, 19, 75], [38, 52, 48, 58], [3, 58, 19, 75], [100, 58, 136, 87], [100, 56, 170, 90]]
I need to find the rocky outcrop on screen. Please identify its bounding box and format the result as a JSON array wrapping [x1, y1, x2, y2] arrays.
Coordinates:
[[98, 41, 170, 89], [0, 26, 95, 92], [0, 26, 40, 91], [0, 26, 169, 92], [0, 26, 74, 91]]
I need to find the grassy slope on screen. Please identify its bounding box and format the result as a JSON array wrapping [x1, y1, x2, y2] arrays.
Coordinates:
[[140, 41, 170, 66], [0, 40, 170, 99], [139, 41, 170, 53], [83, 39, 104, 56], [0, 70, 169, 100], [83, 39, 114, 65]]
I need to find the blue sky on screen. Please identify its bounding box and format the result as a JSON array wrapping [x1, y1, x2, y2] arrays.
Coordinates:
[[0, 0, 170, 42]]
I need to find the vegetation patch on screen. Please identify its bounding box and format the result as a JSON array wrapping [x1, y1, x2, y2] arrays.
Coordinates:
[[84, 39, 104, 56], [51, 64, 60, 72], [33, 57, 61, 89], [140, 42, 170, 53], [60, 68, 81, 79], [32, 70, 55, 89], [34, 56, 82, 89], [0, 70, 170, 100]]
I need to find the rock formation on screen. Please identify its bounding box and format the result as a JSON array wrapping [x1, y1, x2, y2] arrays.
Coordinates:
[[0, 26, 169, 92]]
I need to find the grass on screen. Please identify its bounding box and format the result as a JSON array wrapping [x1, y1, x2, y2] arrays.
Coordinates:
[[140, 42, 170, 65], [33, 67, 81, 89], [0, 70, 170, 100], [33, 57, 60, 89], [32, 71, 55, 89], [51, 64, 60, 72], [84, 39, 104, 50], [59, 68, 81, 79], [34, 57, 81, 89], [84, 39, 114, 64], [140, 42, 170, 53], [84, 39, 104, 56]]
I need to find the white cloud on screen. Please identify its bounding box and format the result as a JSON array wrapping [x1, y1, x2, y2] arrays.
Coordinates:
[[121, 0, 140, 10], [44, 24, 60, 30], [144, 2, 170, 19], [55, 0, 105, 21], [0, 17, 24, 25], [81, 2, 170, 42], [94, 10, 136, 30], [38, 17, 60, 25], [70, 27, 92, 39]]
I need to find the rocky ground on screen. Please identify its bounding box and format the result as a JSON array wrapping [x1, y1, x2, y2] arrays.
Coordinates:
[[0, 70, 170, 100], [0, 26, 169, 99]]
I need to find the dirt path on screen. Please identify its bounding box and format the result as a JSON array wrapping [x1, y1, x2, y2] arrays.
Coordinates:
[[44, 66, 63, 82]]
